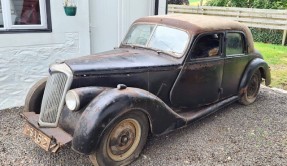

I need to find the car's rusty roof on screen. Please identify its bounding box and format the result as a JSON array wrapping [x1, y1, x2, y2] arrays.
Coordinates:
[[135, 14, 254, 53]]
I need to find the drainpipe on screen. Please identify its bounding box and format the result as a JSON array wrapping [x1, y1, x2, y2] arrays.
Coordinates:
[[155, 0, 168, 15], [155, 0, 159, 15]]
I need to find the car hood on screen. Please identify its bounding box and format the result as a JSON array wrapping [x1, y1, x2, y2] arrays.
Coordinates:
[[64, 48, 181, 76]]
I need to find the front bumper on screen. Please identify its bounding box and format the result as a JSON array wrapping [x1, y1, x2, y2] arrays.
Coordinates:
[[21, 112, 73, 152]]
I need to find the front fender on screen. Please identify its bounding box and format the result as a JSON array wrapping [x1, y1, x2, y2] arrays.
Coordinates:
[[58, 86, 108, 135], [239, 58, 271, 93], [72, 87, 186, 155], [24, 77, 47, 113]]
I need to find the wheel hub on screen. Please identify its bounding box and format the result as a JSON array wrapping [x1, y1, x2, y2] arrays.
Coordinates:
[[120, 134, 129, 145], [107, 119, 141, 161]]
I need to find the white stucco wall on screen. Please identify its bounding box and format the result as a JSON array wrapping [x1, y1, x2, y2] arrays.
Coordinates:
[[0, 1, 90, 110], [0, 0, 166, 110], [89, 0, 155, 54]]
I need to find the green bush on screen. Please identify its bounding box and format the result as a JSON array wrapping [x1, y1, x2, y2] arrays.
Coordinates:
[[204, 0, 286, 45], [250, 28, 283, 45], [206, 0, 287, 9], [168, 0, 189, 5]]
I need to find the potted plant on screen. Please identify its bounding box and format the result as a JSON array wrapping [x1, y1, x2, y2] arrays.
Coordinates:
[[64, 0, 77, 16]]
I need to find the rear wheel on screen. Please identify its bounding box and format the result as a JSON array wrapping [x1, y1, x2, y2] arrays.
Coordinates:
[[89, 111, 149, 166], [239, 70, 261, 105]]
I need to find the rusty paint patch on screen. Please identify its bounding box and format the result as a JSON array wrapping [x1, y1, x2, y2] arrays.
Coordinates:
[[185, 60, 224, 70]]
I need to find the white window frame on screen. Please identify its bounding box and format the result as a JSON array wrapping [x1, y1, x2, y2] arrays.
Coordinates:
[[0, 0, 48, 30]]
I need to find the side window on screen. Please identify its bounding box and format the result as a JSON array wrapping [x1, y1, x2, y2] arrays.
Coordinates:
[[226, 33, 244, 56], [192, 33, 221, 59]]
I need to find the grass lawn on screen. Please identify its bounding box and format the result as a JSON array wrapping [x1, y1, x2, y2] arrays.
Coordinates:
[[254, 42, 287, 90], [189, 0, 203, 6]]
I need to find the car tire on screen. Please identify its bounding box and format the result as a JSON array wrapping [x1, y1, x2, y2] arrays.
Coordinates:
[[23, 77, 47, 113], [89, 111, 149, 166], [239, 70, 261, 105]]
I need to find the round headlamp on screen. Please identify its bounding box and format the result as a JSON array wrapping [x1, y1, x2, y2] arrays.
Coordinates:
[[65, 90, 80, 111]]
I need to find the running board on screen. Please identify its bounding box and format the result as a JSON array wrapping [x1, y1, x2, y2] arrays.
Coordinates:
[[178, 96, 239, 125]]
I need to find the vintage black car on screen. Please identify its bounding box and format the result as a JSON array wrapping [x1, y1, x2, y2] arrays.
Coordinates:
[[22, 14, 271, 166]]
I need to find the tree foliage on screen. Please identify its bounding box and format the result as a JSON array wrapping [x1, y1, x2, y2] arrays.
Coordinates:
[[168, 0, 189, 5], [206, 0, 287, 9]]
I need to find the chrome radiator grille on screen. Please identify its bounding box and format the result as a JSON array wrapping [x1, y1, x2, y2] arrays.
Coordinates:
[[39, 63, 73, 127], [40, 73, 67, 123]]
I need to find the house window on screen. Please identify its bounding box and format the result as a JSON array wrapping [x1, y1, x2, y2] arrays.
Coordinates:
[[0, 0, 50, 31]]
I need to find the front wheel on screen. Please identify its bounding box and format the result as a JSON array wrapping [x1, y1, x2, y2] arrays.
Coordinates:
[[89, 111, 149, 166], [239, 70, 261, 105]]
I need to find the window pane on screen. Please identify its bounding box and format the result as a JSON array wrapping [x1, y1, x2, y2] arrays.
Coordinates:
[[123, 24, 155, 46], [226, 33, 244, 55], [12, 0, 41, 25], [148, 26, 189, 57], [0, 1, 3, 28], [192, 34, 220, 58], [123, 24, 190, 58]]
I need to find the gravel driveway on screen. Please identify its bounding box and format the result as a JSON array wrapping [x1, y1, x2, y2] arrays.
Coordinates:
[[0, 86, 286, 166]]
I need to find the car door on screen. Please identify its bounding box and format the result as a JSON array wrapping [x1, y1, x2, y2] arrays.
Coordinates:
[[221, 32, 251, 99], [170, 33, 224, 108]]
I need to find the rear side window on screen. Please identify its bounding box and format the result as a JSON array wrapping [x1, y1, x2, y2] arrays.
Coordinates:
[[226, 33, 244, 55]]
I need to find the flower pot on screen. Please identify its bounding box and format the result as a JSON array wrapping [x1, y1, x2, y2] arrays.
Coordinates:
[[64, 6, 77, 16]]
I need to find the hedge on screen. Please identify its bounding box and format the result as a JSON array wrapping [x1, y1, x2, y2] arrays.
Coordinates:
[[250, 28, 283, 45]]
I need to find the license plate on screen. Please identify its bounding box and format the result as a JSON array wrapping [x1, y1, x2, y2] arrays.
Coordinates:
[[23, 123, 52, 151]]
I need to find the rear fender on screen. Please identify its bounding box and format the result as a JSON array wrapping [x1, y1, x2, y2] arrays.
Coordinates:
[[239, 58, 271, 94], [72, 87, 186, 155]]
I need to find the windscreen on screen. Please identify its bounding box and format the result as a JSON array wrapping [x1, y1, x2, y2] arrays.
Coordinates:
[[123, 24, 189, 58]]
